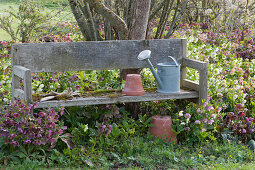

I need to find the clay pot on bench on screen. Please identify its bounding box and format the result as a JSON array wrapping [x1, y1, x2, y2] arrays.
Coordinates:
[[149, 115, 177, 143], [122, 74, 145, 96]]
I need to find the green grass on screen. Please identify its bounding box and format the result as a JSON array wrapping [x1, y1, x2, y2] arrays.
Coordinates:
[[0, 2, 18, 41]]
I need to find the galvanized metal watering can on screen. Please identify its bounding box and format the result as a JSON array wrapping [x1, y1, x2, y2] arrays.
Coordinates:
[[137, 50, 180, 93]]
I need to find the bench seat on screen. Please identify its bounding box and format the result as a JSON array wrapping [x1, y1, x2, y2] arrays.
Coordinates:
[[36, 89, 199, 108]]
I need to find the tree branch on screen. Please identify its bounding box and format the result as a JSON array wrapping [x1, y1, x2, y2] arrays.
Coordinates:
[[84, 0, 128, 40], [68, 0, 92, 40]]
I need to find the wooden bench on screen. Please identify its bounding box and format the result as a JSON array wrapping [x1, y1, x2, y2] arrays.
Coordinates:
[[11, 39, 208, 108]]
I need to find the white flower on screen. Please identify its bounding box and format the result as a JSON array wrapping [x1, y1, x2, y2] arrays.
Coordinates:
[[233, 95, 238, 100], [84, 124, 88, 132], [242, 100, 247, 105], [180, 122, 186, 125], [205, 9, 213, 15], [39, 84, 44, 88], [179, 111, 184, 117]]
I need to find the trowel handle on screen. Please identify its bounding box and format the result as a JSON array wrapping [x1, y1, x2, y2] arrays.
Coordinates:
[[167, 56, 179, 67]]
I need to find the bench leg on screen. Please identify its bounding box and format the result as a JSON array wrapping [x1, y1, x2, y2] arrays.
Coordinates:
[[12, 65, 32, 104], [199, 66, 208, 105]]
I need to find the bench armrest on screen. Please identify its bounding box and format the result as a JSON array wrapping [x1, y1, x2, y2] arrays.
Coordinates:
[[181, 57, 208, 105], [12, 65, 32, 103]]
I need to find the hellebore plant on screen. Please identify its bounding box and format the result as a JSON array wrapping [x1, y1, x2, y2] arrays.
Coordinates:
[[0, 99, 66, 149]]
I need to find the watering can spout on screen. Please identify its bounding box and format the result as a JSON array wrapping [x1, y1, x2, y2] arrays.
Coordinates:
[[137, 50, 163, 89]]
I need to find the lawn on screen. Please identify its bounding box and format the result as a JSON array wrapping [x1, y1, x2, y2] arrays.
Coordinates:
[[0, 2, 18, 41]]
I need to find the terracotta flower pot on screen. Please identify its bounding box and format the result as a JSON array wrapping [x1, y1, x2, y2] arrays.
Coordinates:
[[149, 115, 177, 143], [122, 74, 145, 96]]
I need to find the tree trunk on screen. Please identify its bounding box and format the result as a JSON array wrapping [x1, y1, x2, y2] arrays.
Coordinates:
[[201, 0, 207, 22], [120, 0, 151, 117], [120, 0, 151, 81]]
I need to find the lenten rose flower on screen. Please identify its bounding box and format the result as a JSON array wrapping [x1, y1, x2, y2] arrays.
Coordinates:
[[179, 111, 184, 117], [249, 129, 254, 133], [101, 125, 106, 133], [13, 112, 20, 118], [208, 119, 214, 125], [11, 140, 19, 147], [202, 118, 208, 123], [211, 114, 216, 119], [24, 140, 31, 144], [184, 113, 191, 119], [195, 120, 201, 124], [208, 106, 214, 111], [201, 128, 206, 132]]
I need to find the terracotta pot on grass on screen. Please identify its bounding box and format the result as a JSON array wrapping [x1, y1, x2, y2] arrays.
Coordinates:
[[149, 115, 177, 143], [122, 74, 145, 96]]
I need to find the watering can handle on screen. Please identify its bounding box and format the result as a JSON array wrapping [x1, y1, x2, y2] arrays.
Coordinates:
[[167, 56, 179, 67]]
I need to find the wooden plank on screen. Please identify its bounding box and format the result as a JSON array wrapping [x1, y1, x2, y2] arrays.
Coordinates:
[[199, 65, 208, 105], [12, 74, 21, 102], [182, 79, 200, 91], [12, 65, 30, 79], [180, 66, 187, 87], [13, 89, 25, 100], [12, 39, 184, 72], [35, 89, 199, 108], [182, 57, 207, 71], [180, 39, 187, 87], [23, 69, 32, 103]]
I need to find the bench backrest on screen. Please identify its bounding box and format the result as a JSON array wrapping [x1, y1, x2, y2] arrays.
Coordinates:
[[11, 39, 186, 73]]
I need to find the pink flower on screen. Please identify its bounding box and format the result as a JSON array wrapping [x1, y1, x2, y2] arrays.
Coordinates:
[[249, 129, 254, 133], [197, 108, 202, 114], [99, 77, 104, 82], [10, 140, 19, 147], [208, 106, 214, 111], [9, 134, 17, 140], [33, 140, 42, 146], [105, 125, 112, 137], [13, 112, 20, 118], [202, 118, 208, 123], [101, 125, 106, 133], [58, 129, 63, 135], [201, 128, 206, 132], [211, 114, 216, 119], [74, 85, 81, 90], [18, 128, 23, 133], [60, 108, 65, 116], [184, 113, 191, 119], [49, 138, 56, 144], [208, 119, 214, 125], [39, 112, 46, 118], [24, 140, 31, 144], [195, 120, 201, 124]]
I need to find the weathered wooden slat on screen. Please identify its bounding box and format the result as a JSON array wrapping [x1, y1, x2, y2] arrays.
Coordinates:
[[182, 79, 200, 91], [36, 89, 199, 108], [23, 68, 32, 103], [12, 65, 32, 103], [199, 64, 208, 105], [182, 57, 207, 71], [180, 39, 187, 87], [12, 39, 184, 72], [13, 89, 25, 100], [12, 65, 30, 79]]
